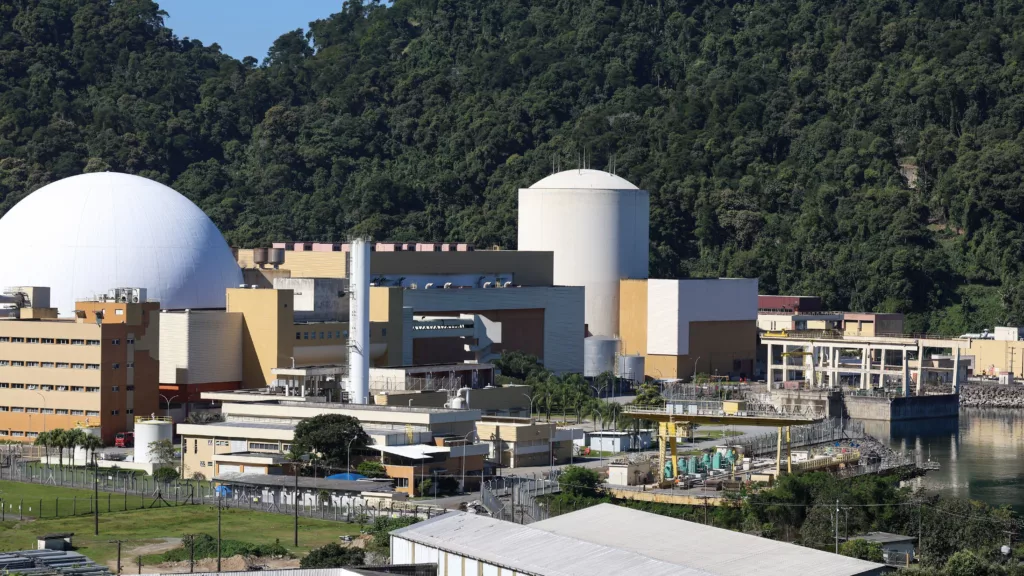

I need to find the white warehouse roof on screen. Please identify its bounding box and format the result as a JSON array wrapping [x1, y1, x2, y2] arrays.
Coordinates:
[[528, 169, 639, 190], [531, 504, 885, 576], [391, 511, 710, 576], [0, 172, 243, 315]]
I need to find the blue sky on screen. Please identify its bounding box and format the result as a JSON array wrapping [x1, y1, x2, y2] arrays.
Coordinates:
[[161, 0, 344, 61]]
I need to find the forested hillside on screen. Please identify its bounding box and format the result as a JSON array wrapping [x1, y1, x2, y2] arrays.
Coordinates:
[[2, 0, 1024, 332]]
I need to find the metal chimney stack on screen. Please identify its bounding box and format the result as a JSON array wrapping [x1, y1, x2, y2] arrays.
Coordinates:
[[348, 239, 371, 404]]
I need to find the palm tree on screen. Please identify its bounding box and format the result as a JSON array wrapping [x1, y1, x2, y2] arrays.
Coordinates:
[[51, 429, 68, 467], [605, 401, 623, 430], [34, 430, 52, 465], [66, 429, 88, 465], [82, 435, 103, 464]]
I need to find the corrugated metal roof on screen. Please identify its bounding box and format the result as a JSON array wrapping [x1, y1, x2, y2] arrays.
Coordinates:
[[391, 512, 712, 576], [531, 504, 884, 576], [214, 473, 393, 492]]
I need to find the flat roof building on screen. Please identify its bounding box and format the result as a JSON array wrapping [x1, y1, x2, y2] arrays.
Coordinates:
[[390, 505, 886, 576]]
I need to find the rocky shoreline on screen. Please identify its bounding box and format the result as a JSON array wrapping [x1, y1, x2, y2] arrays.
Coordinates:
[[959, 383, 1024, 408]]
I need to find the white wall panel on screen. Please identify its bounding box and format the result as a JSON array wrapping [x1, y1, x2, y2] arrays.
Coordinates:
[[159, 311, 242, 385], [647, 279, 758, 356]]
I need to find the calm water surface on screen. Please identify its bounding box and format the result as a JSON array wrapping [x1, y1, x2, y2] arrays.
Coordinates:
[[859, 408, 1024, 511]]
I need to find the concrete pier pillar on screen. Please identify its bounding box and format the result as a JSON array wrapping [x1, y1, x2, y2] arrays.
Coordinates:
[[861, 346, 868, 389], [916, 343, 924, 395], [953, 348, 961, 394], [766, 344, 774, 392], [902, 349, 910, 397]]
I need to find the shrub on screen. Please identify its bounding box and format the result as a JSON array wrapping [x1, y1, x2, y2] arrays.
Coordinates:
[[300, 543, 365, 568], [356, 460, 388, 478], [152, 467, 179, 483]]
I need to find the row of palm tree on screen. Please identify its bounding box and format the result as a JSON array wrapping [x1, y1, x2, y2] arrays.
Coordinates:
[[33, 428, 104, 466], [527, 371, 624, 429]]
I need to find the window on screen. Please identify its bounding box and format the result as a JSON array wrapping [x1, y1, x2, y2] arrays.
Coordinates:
[[11, 407, 24, 412], [25, 361, 38, 367], [126, 409, 134, 415], [26, 384, 37, 390], [395, 478, 409, 488], [0, 337, 8, 342], [111, 386, 119, 392], [112, 363, 120, 369], [127, 361, 134, 368], [86, 387, 99, 393], [319, 332, 324, 339], [382, 328, 387, 337], [208, 461, 214, 467], [303, 332, 309, 340], [85, 410, 99, 416], [86, 340, 100, 346], [110, 409, 119, 415], [26, 338, 38, 343], [40, 385, 53, 391], [336, 331, 342, 338], [10, 337, 23, 343], [11, 383, 23, 389], [215, 440, 229, 447], [126, 385, 135, 391], [127, 338, 135, 344], [85, 363, 100, 369], [282, 444, 292, 452], [70, 339, 83, 345], [296, 332, 301, 340], [10, 361, 22, 366], [56, 339, 69, 345], [70, 386, 83, 392], [327, 332, 332, 340], [55, 385, 66, 391], [111, 339, 120, 345], [0, 406, 7, 412], [41, 338, 53, 344], [26, 431, 38, 438], [0, 383, 6, 388], [25, 407, 38, 413], [71, 410, 84, 416], [193, 440, 198, 453], [114, 309, 123, 316], [56, 362, 69, 368], [41, 362, 53, 368], [0, 361, 8, 366], [249, 442, 279, 451], [41, 408, 53, 414], [71, 363, 84, 369], [55, 409, 68, 415], [11, 431, 24, 437]]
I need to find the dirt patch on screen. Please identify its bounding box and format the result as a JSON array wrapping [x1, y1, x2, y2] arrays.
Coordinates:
[[107, 538, 180, 571], [140, 555, 299, 573]]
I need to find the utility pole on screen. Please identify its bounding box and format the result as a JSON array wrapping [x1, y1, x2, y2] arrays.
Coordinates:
[[918, 503, 923, 562], [93, 456, 99, 536], [293, 463, 300, 546], [108, 540, 123, 575], [217, 492, 222, 572], [835, 499, 840, 554]]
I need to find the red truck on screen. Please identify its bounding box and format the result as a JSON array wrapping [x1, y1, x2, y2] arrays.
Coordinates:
[[115, 431, 134, 448]]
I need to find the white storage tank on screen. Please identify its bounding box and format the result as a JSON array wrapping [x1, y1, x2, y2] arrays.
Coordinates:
[[134, 418, 173, 464], [518, 169, 649, 337], [584, 336, 619, 377], [617, 354, 645, 383], [72, 425, 102, 463]]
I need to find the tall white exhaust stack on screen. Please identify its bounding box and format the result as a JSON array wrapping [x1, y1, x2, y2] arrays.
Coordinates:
[[349, 239, 371, 404]]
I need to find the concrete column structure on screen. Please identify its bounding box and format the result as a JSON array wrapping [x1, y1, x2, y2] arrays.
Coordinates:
[[953, 348, 961, 394], [860, 346, 868, 389], [766, 343, 774, 391], [916, 343, 924, 395], [902, 349, 910, 397]]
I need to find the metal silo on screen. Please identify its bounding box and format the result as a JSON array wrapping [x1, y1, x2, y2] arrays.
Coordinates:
[[518, 169, 649, 337], [617, 354, 645, 383], [584, 336, 619, 377], [134, 418, 173, 464]]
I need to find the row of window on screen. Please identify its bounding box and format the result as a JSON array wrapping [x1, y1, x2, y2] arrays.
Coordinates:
[[0, 337, 134, 345], [0, 408, 100, 416], [0, 361, 132, 369], [0, 383, 100, 392], [1, 431, 40, 438], [296, 330, 345, 341]]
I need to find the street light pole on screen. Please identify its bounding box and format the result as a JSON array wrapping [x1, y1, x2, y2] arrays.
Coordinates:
[[521, 394, 535, 419], [692, 356, 701, 399], [158, 394, 178, 420], [346, 437, 358, 474], [32, 391, 47, 433], [93, 453, 99, 535]]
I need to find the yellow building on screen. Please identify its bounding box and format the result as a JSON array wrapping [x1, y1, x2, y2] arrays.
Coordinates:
[[0, 292, 160, 444], [475, 416, 574, 468], [619, 278, 758, 380]]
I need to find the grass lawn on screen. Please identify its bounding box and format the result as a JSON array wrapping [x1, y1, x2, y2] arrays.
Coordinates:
[[0, 481, 359, 565]]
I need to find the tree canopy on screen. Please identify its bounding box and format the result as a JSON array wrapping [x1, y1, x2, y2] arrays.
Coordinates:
[[5, 0, 1024, 330], [292, 414, 370, 468]]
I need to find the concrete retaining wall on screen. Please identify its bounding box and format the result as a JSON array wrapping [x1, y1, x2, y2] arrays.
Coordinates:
[[768, 389, 844, 418], [844, 394, 959, 421]]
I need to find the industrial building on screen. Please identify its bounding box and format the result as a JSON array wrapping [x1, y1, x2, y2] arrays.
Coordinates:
[[0, 289, 159, 443], [474, 416, 574, 468], [618, 278, 759, 380], [390, 504, 885, 576], [176, 391, 488, 493]]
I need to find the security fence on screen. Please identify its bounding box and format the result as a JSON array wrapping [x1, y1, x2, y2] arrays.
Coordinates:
[[735, 418, 865, 457]]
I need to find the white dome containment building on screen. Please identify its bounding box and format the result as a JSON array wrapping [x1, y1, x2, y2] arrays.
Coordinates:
[[518, 169, 649, 337], [0, 172, 243, 315]]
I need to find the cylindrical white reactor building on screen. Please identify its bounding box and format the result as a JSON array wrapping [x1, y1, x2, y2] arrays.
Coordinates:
[[518, 169, 649, 337]]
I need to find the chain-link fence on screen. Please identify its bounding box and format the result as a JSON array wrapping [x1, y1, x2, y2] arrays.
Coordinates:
[[481, 475, 560, 524]]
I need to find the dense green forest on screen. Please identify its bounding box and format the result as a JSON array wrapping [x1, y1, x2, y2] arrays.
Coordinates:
[[3, 0, 1024, 332]]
